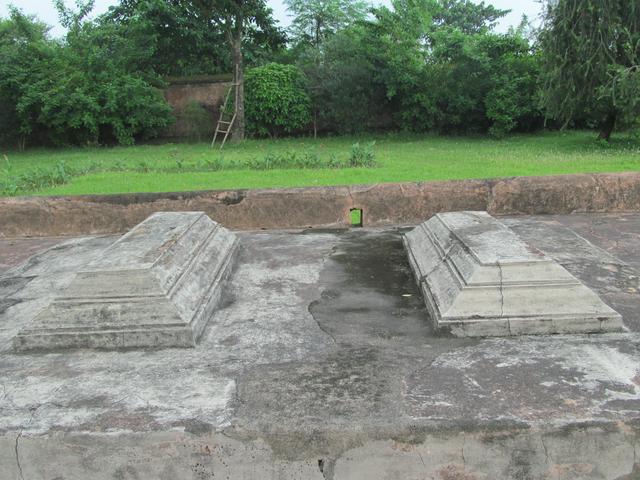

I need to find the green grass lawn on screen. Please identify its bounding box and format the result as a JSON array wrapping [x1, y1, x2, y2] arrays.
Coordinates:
[[2, 131, 639, 196]]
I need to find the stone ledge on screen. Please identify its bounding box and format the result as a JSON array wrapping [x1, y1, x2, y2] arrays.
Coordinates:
[[0, 172, 639, 237]]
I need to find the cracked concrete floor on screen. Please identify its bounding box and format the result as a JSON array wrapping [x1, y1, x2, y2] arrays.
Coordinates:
[[0, 213, 639, 480]]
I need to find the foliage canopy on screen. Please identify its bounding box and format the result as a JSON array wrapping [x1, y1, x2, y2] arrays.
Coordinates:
[[2, 0, 639, 148], [539, 0, 640, 139], [0, 7, 172, 148]]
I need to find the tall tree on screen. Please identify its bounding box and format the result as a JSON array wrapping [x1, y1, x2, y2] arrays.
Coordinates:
[[191, 0, 282, 141], [288, 0, 370, 135], [431, 0, 509, 34], [53, 0, 95, 30], [0, 8, 52, 149], [285, 0, 370, 47], [539, 0, 640, 140], [101, 0, 284, 77]]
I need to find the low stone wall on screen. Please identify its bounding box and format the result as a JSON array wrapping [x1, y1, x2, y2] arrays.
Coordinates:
[[1, 172, 639, 237]]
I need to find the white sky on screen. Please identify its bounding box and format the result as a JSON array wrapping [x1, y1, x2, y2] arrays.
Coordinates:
[[1, 0, 544, 37]]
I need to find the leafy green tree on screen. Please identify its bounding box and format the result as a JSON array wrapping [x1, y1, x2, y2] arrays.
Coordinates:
[[357, 0, 539, 135], [298, 26, 387, 133], [188, 0, 285, 141], [53, 0, 95, 30], [0, 9, 51, 149], [285, 0, 370, 47], [100, 0, 285, 77], [286, 0, 371, 135], [245, 63, 311, 137], [539, 0, 640, 140], [431, 0, 509, 34], [0, 7, 173, 148], [291, 0, 539, 136], [483, 37, 542, 136]]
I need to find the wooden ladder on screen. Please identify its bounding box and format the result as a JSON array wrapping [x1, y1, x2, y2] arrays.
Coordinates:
[[211, 82, 239, 150]]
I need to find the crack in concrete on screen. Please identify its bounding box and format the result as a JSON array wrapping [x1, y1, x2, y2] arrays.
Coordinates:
[[13, 382, 66, 478], [14, 429, 24, 480], [486, 179, 495, 214], [496, 261, 505, 318], [417, 451, 427, 470], [112, 392, 152, 411], [14, 402, 44, 480], [308, 299, 337, 345], [461, 432, 467, 468], [540, 435, 550, 465], [346, 187, 355, 208]]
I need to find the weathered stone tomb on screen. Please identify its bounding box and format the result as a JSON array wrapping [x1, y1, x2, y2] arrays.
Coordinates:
[[13, 211, 238, 351], [404, 211, 624, 337]]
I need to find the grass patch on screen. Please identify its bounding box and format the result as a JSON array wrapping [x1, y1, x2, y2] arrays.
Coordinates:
[[1, 131, 639, 196], [0, 142, 377, 195], [350, 208, 363, 227]]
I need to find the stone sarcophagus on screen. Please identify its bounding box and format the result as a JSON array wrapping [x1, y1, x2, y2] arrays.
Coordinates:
[[14, 212, 238, 351], [404, 211, 624, 337]]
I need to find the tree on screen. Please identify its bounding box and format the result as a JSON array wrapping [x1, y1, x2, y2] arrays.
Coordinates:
[[285, 0, 370, 47], [100, 0, 285, 77], [297, 26, 388, 133], [101, 0, 228, 76], [539, 0, 640, 140], [346, 0, 539, 136], [286, 0, 370, 136], [431, 0, 509, 34], [0, 6, 173, 148], [53, 0, 95, 31], [0, 8, 52, 149], [191, 0, 284, 141]]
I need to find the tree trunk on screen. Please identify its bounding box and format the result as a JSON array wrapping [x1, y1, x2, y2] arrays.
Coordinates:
[[313, 108, 317, 139], [598, 111, 616, 141], [230, 25, 245, 142]]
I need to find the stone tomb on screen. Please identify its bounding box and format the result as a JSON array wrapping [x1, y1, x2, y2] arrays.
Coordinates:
[[403, 211, 624, 337], [13, 212, 238, 351]]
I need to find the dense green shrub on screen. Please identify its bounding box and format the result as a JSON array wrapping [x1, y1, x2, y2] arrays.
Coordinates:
[[245, 63, 312, 137], [348, 142, 376, 167], [298, 28, 389, 134], [383, 28, 542, 136], [291, 1, 543, 137], [485, 49, 542, 137], [0, 9, 173, 148]]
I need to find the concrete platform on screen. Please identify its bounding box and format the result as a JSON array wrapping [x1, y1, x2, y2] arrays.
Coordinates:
[[0, 213, 639, 479], [12, 212, 239, 351], [404, 212, 623, 336]]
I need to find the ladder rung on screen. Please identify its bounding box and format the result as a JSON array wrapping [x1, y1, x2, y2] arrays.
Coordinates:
[[218, 121, 231, 125]]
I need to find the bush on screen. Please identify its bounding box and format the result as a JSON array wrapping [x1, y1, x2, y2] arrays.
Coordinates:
[[0, 9, 173, 148], [245, 63, 312, 137], [298, 28, 390, 134], [348, 142, 376, 167]]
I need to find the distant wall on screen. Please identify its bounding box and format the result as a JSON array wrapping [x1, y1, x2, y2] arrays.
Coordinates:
[[162, 76, 232, 139], [1, 173, 639, 237]]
